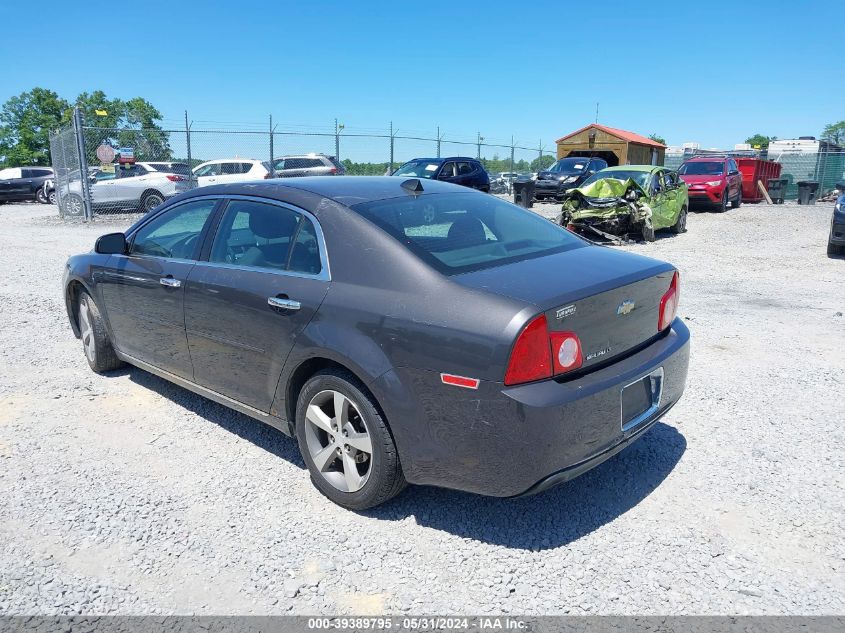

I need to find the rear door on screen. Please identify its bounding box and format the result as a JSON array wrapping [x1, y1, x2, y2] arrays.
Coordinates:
[[184, 197, 330, 411], [98, 198, 220, 378], [0, 168, 25, 200]]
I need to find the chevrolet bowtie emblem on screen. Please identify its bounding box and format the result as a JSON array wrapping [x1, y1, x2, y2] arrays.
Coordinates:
[[617, 300, 636, 315]]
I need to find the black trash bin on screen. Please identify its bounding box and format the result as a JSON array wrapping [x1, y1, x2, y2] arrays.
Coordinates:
[[513, 178, 534, 208], [797, 181, 819, 205], [767, 178, 787, 204]]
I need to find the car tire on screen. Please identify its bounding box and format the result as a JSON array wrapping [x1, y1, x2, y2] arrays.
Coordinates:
[[48, 190, 57, 205], [641, 221, 656, 242], [63, 194, 84, 217], [717, 190, 728, 213], [141, 191, 165, 213], [671, 206, 688, 234], [35, 187, 48, 204], [77, 291, 125, 373], [731, 189, 741, 208], [828, 241, 844, 257], [295, 368, 406, 510]]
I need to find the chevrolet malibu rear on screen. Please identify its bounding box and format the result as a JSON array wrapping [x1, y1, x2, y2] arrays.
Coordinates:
[[63, 178, 689, 510]]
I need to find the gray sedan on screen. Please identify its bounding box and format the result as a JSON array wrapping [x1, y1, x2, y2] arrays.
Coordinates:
[[63, 177, 690, 509]]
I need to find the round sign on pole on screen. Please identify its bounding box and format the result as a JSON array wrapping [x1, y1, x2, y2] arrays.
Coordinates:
[[96, 144, 116, 163]]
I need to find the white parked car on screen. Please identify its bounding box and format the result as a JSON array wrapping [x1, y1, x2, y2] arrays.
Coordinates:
[[60, 162, 189, 215], [192, 159, 269, 187]]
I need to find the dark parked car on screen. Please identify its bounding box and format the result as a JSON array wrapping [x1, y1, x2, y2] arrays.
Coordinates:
[[392, 157, 490, 192], [534, 157, 608, 201], [0, 166, 54, 204], [63, 177, 690, 509], [829, 188, 845, 256]]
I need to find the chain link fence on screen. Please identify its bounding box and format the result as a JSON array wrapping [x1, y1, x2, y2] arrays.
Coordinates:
[[48, 109, 845, 217]]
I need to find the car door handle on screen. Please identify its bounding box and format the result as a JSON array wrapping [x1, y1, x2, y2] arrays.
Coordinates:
[[160, 277, 182, 288], [268, 296, 300, 310]]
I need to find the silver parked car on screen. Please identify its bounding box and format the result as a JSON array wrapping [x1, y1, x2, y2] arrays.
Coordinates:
[[267, 154, 345, 178]]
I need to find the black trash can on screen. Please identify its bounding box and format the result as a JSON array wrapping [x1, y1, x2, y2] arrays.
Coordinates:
[[796, 181, 819, 205], [513, 179, 534, 208], [767, 178, 787, 204]]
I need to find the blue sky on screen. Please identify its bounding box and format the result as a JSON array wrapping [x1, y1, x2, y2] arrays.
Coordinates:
[[2, 0, 841, 156]]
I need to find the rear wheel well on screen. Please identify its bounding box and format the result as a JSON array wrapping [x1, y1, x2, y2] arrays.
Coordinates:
[[285, 357, 382, 429]]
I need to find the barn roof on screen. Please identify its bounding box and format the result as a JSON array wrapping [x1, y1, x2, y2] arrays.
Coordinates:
[[556, 124, 666, 148]]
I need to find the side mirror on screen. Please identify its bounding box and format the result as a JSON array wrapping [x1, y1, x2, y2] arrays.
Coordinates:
[[95, 232, 127, 255]]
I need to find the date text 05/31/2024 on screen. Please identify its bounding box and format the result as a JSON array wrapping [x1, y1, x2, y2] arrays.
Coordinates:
[[307, 617, 529, 630]]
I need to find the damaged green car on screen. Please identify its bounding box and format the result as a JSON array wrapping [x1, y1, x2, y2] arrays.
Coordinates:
[[559, 165, 688, 242]]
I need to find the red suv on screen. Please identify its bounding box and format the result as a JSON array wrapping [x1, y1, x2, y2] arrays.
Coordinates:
[[678, 157, 742, 212]]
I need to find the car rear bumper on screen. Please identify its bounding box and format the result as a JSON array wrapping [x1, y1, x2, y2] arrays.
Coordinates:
[[377, 319, 690, 497]]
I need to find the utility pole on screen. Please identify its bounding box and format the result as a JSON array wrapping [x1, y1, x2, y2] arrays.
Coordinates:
[[477, 132, 483, 160], [185, 110, 194, 187], [334, 118, 344, 161], [269, 114, 275, 178], [436, 126, 441, 158], [509, 136, 515, 175], [389, 121, 395, 174], [595, 102, 599, 124]]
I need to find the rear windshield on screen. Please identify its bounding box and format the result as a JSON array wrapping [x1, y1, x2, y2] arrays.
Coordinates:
[[546, 158, 588, 174], [393, 161, 442, 179], [582, 169, 651, 188], [678, 161, 724, 176], [350, 192, 582, 275]]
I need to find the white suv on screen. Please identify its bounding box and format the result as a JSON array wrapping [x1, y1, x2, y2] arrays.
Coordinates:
[[192, 159, 269, 187], [60, 162, 189, 215]]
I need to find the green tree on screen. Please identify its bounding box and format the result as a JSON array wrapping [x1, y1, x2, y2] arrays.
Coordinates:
[[648, 133, 666, 145], [0, 88, 70, 167], [530, 155, 555, 171], [821, 121, 845, 146], [744, 133, 776, 149]]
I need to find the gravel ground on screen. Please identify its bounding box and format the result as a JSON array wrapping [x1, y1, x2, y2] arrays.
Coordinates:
[[0, 199, 843, 615]]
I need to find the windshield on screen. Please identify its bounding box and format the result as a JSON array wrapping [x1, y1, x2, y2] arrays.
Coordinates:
[[678, 161, 724, 176], [546, 158, 588, 174], [393, 161, 442, 179], [581, 169, 651, 188], [350, 192, 582, 275]]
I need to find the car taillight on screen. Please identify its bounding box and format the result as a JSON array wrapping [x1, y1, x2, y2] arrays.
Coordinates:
[[658, 271, 680, 331], [328, 167, 338, 174], [166, 175, 185, 182], [264, 172, 273, 179], [504, 316, 584, 386], [504, 315, 552, 386]]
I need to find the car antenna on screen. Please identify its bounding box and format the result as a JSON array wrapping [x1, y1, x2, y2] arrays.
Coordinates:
[[400, 178, 424, 193]]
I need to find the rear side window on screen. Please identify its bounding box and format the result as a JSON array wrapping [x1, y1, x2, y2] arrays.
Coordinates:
[[350, 192, 581, 275], [209, 200, 305, 272], [457, 162, 473, 175], [130, 199, 217, 259]]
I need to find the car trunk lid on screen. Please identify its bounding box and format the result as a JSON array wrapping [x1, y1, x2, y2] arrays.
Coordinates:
[[453, 245, 676, 370]]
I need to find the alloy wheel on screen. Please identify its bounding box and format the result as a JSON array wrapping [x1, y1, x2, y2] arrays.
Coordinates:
[[303, 389, 373, 493], [78, 301, 96, 362]]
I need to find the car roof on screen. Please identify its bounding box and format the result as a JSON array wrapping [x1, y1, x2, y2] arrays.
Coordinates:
[[601, 165, 659, 173], [683, 157, 728, 162], [406, 157, 477, 163], [175, 176, 476, 209]]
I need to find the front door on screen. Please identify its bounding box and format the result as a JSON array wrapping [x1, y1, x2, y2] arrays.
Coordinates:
[[184, 198, 329, 411], [649, 170, 673, 230], [98, 198, 219, 378]]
